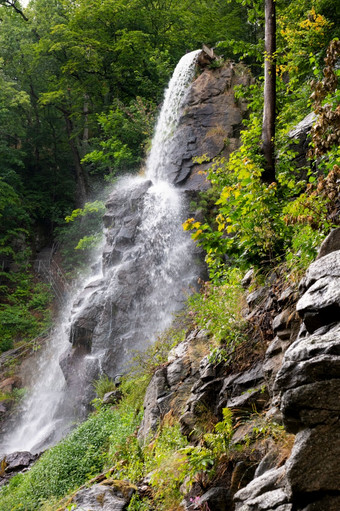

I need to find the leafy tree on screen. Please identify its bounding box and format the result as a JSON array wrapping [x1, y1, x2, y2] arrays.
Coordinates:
[[0, 0, 27, 20]]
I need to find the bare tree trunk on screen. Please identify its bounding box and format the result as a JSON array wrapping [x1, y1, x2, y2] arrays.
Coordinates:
[[261, 0, 276, 184], [64, 113, 88, 207]]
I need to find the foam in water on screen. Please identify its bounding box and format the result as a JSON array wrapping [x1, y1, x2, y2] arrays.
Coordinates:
[[1, 50, 200, 454]]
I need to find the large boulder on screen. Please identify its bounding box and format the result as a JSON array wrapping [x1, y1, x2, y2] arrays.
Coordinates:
[[73, 482, 135, 511], [286, 424, 340, 494], [169, 62, 251, 190]]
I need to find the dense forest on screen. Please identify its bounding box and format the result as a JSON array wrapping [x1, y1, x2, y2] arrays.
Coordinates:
[[0, 0, 339, 509]]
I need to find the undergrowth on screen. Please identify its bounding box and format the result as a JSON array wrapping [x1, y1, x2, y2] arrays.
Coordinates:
[[0, 376, 145, 511], [0, 274, 52, 353]]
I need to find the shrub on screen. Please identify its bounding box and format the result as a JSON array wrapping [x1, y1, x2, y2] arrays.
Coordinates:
[[93, 374, 116, 399], [188, 272, 247, 346], [0, 406, 139, 510]]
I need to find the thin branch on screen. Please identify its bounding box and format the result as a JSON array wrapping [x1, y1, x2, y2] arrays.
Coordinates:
[[1, 0, 28, 21]]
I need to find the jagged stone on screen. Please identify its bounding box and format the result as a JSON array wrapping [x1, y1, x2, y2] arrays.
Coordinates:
[[241, 269, 254, 289], [230, 363, 265, 396], [174, 62, 250, 190], [276, 329, 293, 341], [246, 488, 288, 509], [199, 356, 216, 382], [73, 482, 134, 511], [234, 466, 287, 503], [264, 336, 294, 393], [194, 377, 224, 395], [102, 390, 123, 405], [272, 308, 296, 333], [227, 386, 268, 412], [198, 487, 232, 510], [265, 406, 284, 425], [316, 227, 340, 259], [2, 451, 39, 473], [167, 357, 191, 388], [299, 250, 340, 293], [137, 368, 169, 443], [266, 337, 289, 359], [288, 112, 316, 171], [246, 287, 268, 308], [274, 323, 340, 403], [168, 338, 190, 363], [286, 424, 340, 494], [296, 276, 340, 333], [281, 380, 340, 432], [289, 112, 316, 139], [179, 410, 197, 439], [254, 449, 281, 478], [231, 422, 256, 445], [216, 366, 265, 416], [278, 287, 297, 306]]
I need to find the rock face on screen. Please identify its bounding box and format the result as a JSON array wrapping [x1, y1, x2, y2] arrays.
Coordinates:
[[60, 62, 250, 411], [0, 451, 39, 486], [138, 245, 340, 510], [138, 328, 269, 445], [169, 62, 251, 190], [237, 250, 340, 510]]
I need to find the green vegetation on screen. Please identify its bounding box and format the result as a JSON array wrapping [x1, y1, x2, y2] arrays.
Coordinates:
[[0, 272, 52, 353], [0, 0, 339, 510], [188, 272, 247, 360], [92, 374, 117, 400], [0, 403, 141, 510], [184, 7, 340, 282]]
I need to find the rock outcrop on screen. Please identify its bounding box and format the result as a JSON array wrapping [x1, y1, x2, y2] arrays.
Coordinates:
[[168, 62, 251, 190], [235, 247, 340, 510], [60, 60, 250, 411], [137, 232, 340, 510], [0, 451, 40, 486], [72, 481, 135, 511]]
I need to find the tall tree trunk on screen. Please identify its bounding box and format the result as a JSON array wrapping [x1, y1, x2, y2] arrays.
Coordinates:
[[261, 0, 276, 184], [64, 113, 88, 207]]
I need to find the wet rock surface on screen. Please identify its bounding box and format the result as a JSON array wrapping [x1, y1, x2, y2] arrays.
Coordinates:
[[61, 175, 202, 411]]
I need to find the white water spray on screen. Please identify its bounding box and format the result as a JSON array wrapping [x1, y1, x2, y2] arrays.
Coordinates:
[[146, 50, 200, 182], [1, 49, 201, 454]]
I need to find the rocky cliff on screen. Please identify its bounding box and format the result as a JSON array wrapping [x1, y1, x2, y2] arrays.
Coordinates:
[[1, 59, 338, 511], [136, 229, 340, 511], [60, 60, 252, 409]]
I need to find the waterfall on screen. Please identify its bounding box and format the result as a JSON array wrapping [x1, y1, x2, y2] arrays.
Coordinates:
[[146, 50, 200, 181], [1, 49, 201, 455]]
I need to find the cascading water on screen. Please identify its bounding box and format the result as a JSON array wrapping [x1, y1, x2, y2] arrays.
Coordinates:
[[1, 49, 201, 455]]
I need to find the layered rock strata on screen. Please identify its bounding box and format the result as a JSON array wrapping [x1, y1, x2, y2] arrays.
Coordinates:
[[235, 246, 340, 510]]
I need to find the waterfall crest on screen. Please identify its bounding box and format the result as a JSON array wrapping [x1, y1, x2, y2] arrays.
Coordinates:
[[1, 50, 201, 455]]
